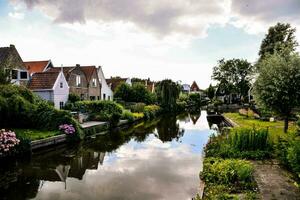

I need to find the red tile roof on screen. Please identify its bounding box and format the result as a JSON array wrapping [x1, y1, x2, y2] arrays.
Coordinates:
[[24, 60, 50, 74], [28, 71, 59, 90]]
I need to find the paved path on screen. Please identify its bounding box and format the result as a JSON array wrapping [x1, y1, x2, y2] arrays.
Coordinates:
[[253, 160, 300, 200]]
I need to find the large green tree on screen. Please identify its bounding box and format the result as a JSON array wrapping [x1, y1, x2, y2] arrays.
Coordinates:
[[259, 23, 298, 61], [212, 58, 254, 101], [253, 49, 300, 133], [155, 79, 181, 111]]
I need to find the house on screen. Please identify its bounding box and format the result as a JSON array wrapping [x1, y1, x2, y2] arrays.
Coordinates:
[[0, 45, 29, 86], [97, 66, 113, 100], [47, 64, 89, 100], [28, 70, 69, 109], [80, 66, 101, 100], [182, 84, 190, 93], [24, 60, 53, 75], [106, 77, 132, 92], [190, 81, 200, 92]]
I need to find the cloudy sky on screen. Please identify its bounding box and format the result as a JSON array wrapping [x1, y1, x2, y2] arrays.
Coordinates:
[[1, 0, 300, 88]]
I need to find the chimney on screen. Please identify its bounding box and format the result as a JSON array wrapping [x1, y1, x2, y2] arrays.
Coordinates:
[[76, 64, 80, 67], [10, 44, 15, 48]]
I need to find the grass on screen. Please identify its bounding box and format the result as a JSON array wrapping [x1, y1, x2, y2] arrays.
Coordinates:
[[224, 113, 297, 142], [13, 129, 61, 141]]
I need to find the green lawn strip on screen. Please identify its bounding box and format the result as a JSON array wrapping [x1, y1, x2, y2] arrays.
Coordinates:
[[13, 129, 62, 141], [224, 113, 297, 142]]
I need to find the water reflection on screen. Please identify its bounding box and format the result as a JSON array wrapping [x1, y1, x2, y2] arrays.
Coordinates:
[[0, 111, 216, 200]]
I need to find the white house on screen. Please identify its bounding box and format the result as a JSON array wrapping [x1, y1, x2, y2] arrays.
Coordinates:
[[182, 84, 190, 93], [28, 70, 69, 109], [97, 66, 113, 100]]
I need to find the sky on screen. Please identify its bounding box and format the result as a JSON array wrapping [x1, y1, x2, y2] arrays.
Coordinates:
[[1, 0, 300, 88]]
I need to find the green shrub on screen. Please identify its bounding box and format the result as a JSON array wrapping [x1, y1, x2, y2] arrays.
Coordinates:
[[143, 105, 161, 120], [129, 103, 146, 113], [201, 158, 254, 188], [68, 93, 80, 103], [287, 140, 300, 174], [121, 110, 135, 123]]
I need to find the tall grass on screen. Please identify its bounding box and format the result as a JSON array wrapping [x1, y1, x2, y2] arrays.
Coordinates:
[[230, 128, 270, 151]]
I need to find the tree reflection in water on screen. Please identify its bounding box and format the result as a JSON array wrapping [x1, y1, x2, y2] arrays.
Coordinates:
[[156, 115, 185, 142], [0, 114, 208, 200]]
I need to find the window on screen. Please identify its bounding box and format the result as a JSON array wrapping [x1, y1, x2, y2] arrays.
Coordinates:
[[97, 96, 100, 100], [60, 82, 63, 88], [80, 94, 85, 100], [90, 96, 96, 101], [59, 101, 64, 109], [20, 71, 28, 80], [11, 70, 18, 79], [103, 94, 106, 100], [92, 78, 97, 87], [108, 96, 110, 100], [76, 75, 81, 87]]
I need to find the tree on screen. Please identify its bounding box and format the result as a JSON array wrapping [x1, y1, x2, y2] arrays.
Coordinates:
[[155, 79, 181, 111], [259, 23, 298, 61], [253, 49, 300, 133], [114, 83, 133, 102], [212, 58, 254, 101], [206, 84, 215, 100], [131, 83, 156, 104]]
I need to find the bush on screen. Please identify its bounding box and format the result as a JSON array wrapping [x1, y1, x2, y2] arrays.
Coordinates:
[[143, 105, 161, 120], [68, 93, 80, 103], [129, 103, 146, 113], [121, 110, 135, 123], [74, 100, 123, 127], [201, 158, 255, 188], [287, 140, 300, 174]]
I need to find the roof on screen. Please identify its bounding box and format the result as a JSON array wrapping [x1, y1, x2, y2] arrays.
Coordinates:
[[47, 67, 75, 80], [0, 45, 26, 70], [80, 66, 97, 82], [28, 71, 60, 90], [190, 81, 200, 91], [106, 77, 128, 92], [24, 60, 50, 74]]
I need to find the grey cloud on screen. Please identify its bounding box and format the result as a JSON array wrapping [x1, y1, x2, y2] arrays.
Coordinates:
[[231, 0, 300, 22], [11, 0, 228, 36]]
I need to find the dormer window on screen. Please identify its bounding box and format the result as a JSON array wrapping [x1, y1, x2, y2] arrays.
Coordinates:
[[76, 75, 81, 87], [60, 82, 63, 88]]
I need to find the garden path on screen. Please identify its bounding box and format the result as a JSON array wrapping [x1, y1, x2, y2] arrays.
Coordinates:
[[253, 160, 300, 200]]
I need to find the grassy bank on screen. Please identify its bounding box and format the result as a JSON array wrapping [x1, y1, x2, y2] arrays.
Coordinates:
[[199, 112, 300, 199], [14, 129, 61, 141], [224, 113, 297, 142]]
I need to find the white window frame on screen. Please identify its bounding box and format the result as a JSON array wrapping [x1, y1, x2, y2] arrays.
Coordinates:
[[19, 70, 29, 80], [60, 82, 63, 88]]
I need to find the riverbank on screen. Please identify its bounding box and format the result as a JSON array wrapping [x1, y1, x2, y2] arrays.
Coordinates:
[[200, 112, 300, 199]]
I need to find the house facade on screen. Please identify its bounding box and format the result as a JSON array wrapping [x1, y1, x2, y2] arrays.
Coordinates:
[[81, 66, 101, 100], [28, 70, 69, 109], [97, 66, 113, 101], [47, 65, 89, 100], [0, 45, 29, 86], [182, 84, 190, 93]]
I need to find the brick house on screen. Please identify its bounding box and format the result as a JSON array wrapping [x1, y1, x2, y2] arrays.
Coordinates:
[[47, 65, 88, 100], [81, 66, 101, 100], [0, 45, 29, 86]]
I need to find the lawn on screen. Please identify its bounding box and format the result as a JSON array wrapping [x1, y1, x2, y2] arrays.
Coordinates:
[[13, 129, 62, 141], [224, 113, 297, 142]]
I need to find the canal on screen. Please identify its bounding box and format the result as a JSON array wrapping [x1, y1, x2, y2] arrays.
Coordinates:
[[0, 111, 218, 200]]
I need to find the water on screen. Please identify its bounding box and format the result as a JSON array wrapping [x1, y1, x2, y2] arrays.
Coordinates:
[[0, 111, 217, 200]]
